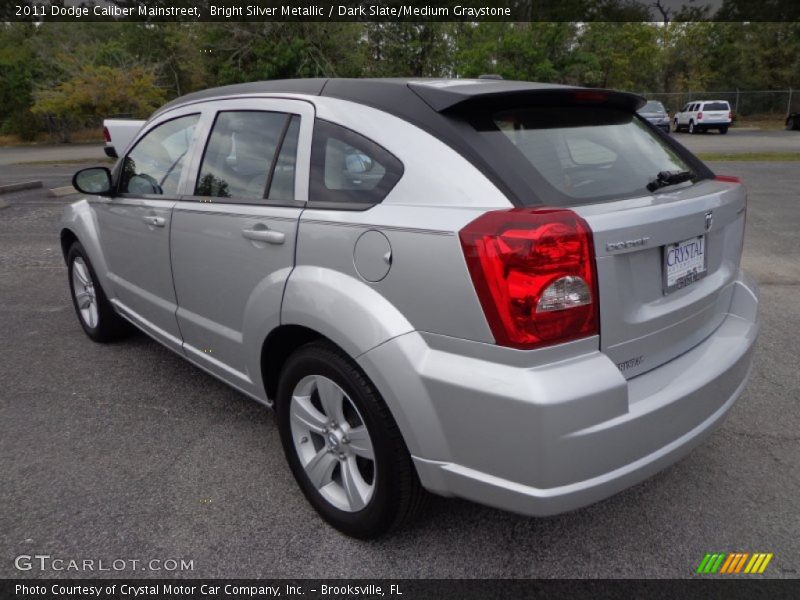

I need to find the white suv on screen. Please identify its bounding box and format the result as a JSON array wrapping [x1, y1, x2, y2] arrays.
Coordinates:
[[673, 100, 732, 134]]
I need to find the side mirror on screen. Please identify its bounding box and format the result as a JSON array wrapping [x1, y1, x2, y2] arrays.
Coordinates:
[[72, 167, 113, 196]]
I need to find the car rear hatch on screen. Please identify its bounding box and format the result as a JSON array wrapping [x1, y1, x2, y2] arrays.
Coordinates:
[[575, 180, 746, 378], [700, 102, 730, 122], [415, 83, 746, 376]]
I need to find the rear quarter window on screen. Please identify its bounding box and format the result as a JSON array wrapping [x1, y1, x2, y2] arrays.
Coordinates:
[[309, 120, 403, 207]]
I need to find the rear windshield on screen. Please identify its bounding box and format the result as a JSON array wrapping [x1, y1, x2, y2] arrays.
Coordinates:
[[471, 106, 694, 206], [703, 102, 729, 111]]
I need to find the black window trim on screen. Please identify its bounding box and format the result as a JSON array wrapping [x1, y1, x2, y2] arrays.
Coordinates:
[[307, 118, 405, 212], [187, 109, 301, 207]]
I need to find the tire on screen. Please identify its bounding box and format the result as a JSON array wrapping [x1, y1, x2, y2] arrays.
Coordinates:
[[276, 341, 426, 538], [787, 117, 796, 131], [673, 119, 680, 133], [720, 126, 729, 135], [67, 242, 133, 343], [688, 120, 696, 134]]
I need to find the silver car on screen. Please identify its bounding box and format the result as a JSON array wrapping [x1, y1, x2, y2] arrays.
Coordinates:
[[637, 99, 671, 134], [62, 78, 759, 538]]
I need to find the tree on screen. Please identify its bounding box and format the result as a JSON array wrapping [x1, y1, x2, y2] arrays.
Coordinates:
[[569, 23, 661, 90], [31, 64, 166, 141], [0, 24, 40, 139], [453, 23, 578, 81]]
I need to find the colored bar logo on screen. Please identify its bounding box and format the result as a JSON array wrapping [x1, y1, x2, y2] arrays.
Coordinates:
[[696, 552, 773, 574]]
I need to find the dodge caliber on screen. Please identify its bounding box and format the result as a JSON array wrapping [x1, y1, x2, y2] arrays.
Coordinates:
[[62, 78, 759, 538]]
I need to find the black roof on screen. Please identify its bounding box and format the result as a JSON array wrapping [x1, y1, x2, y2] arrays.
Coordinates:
[[157, 77, 645, 116], [155, 79, 711, 206]]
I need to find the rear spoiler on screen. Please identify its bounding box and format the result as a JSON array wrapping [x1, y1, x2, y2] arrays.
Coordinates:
[[408, 81, 646, 114]]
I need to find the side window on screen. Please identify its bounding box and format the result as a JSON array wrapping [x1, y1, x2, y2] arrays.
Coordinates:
[[120, 114, 199, 196], [309, 120, 403, 206], [195, 111, 295, 202]]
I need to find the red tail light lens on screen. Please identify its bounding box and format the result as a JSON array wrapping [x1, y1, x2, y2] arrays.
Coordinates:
[[728, 111, 733, 120], [697, 112, 704, 120], [459, 208, 598, 349], [103, 126, 111, 143]]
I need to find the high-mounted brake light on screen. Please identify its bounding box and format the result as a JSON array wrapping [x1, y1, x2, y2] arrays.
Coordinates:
[[715, 175, 741, 183], [103, 126, 111, 143], [459, 208, 598, 349], [572, 91, 608, 103]]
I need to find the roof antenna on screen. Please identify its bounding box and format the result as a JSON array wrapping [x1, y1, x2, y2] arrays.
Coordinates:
[[478, 74, 504, 80]]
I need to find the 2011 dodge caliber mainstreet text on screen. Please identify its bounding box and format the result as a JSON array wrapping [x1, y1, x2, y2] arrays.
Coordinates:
[[61, 78, 759, 538]]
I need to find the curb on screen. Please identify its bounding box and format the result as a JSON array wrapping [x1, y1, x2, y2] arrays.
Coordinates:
[[47, 186, 77, 198], [0, 180, 43, 195]]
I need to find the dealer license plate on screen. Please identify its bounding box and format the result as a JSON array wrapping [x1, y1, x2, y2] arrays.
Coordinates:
[[663, 235, 707, 294]]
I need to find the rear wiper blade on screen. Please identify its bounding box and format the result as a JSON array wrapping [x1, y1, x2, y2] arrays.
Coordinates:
[[647, 170, 694, 192]]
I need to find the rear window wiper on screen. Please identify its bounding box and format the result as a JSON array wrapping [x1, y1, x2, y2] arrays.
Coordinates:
[[647, 170, 694, 192]]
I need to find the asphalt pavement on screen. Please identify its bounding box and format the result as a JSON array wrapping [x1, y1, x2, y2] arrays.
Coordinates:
[[675, 128, 800, 154], [0, 142, 798, 579]]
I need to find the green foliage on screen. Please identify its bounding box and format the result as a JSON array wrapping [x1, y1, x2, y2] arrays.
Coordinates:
[[0, 24, 40, 139], [454, 23, 577, 81], [570, 23, 661, 90], [1, 20, 799, 142], [31, 65, 166, 141]]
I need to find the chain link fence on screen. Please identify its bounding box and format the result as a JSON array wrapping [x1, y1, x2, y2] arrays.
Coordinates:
[[638, 89, 798, 119]]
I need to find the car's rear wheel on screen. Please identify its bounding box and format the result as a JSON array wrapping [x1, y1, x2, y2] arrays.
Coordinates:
[[719, 126, 729, 134], [276, 341, 426, 538], [67, 242, 133, 343], [672, 119, 680, 133], [786, 116, 796, 131], [688, 120, 696, 134]]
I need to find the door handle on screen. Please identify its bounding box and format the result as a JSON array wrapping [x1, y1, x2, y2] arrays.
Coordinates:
[[242, 228, 285, 245], [142, 215, 166, 227]]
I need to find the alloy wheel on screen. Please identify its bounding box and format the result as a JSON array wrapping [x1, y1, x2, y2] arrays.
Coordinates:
[[289, 374, 376, 512], [71, 257, 98, 328]]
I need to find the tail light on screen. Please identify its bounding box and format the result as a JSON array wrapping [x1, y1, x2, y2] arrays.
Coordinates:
[[459, 208, 598, 349], [728, 111, 733, 120], [103, 126, 111, 143], [697, 112, 704, 120]]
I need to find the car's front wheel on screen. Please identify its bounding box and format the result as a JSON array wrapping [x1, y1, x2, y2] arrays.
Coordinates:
[[276, 341, 425, 538], [67, 242, 132, 342]]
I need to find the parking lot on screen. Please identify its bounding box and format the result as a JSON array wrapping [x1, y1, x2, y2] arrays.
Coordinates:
[[1, 130, 799, 579]]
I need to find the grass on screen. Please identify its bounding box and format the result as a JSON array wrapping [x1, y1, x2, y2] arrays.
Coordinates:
[[732, 116, 790, 131], [697, 151, 800, 161]]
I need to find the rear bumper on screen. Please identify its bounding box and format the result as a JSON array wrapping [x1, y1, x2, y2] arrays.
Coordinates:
[[358, 270, 759, 516]]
